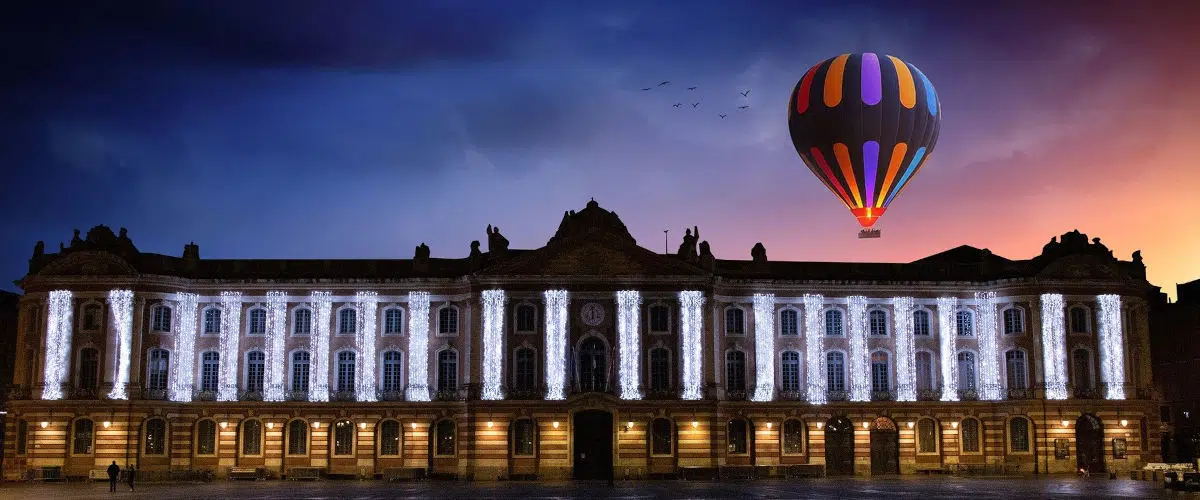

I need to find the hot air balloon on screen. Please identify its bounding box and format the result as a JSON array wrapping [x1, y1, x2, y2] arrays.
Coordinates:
[[787, 53, 941, 238]]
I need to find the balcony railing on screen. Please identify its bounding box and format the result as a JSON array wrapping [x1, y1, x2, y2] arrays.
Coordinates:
[[433, 388, 468, 401], [1072, 386, 1101, 400], [917, 389, 940, 401], [778, 390, 805, 402], [238, 390, 264, 402], [958, 389, 979, 401], [1006, 388, 1035, 400], [331, 391, 356, 402], [724, 389, 749, 401], [506, 386, 546, 400], [286, 390, 309, 402], [69, 387, 98, 400], [377, 390, 405, 402], [195, 390, 217, 401], [141, 388, 168, 401], [827, 390, 849, 402], [871, 390, 894, 402]]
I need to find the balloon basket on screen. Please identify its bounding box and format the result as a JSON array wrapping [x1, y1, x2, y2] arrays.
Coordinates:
[[858, 228, 881, 239]]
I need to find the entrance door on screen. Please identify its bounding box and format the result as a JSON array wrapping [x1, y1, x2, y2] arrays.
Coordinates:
[[578, 338, 607, 393], [870, 418, 900, 475], [573, 410, 614, 480], [824, 417, 855, 476], [1076, 413, 1105, 473]]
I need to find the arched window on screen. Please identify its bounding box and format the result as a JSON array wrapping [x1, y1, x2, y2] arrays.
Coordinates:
[[960, 418, 981, 453], [725, 307, 745, 335], [826, 351, 846, 392], [1069, 306, 1090, 334], [146, 348, 170, 391], [725, 351, 746, 391], [514, 347, 536, 391], [203, 308, 221, 334], [77, 347, 99, 391], [379, 420, 401, 456], [651, 418, 673, 455], [825, 309, 844, 336], [649, 347, 670, 391], [143, 418, 167, 455], [292, 308, 312, 335], [72, 418, 94, 455], [1072, 348, 1094, 390], [437, 350, 458, 392], [287, 419, 308, 455], [512, 419, 536, 456], [1005, 350, 1028, 390], [956, 310, 974, 337], [779, 309, 799, 336], [869, 310, 888, 336], [917, 418, 938, 454], [81, 304, 101, 331], [333, 420, 355, 456], [248, 308, 267, 335], [1009, 417, 1031, 452], [336, 351, 356, 393], [151, 304, 172, 333], [1003, 308, 1025, 334], [291, 351, 310, 393], [578, 338, 606, 392], [383, 308, 404, 335], [515, 304, 537, 333], [245, 351, 265, 392], [338, 308, 357, 335], [727, 419, 749, 454], [871, 351, 890, 393], [195, 420, 217, 456], [438, 306, 458, 335], [915, 351, 934, 392], [957, 351, 977, 392], [241, 420, 262, 456], [780, 351, 801, 392], [782, 419, 804, 455], [648, 304, 670, 333], [435, 420, 456, 456], [913, 310, 930, 336], [381, 351, 404, 392]]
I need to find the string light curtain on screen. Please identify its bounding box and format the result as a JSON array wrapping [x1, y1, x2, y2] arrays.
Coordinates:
[[803, 294, 826, 404], [544, 290, 570, 400], [679, 291, 705, 400], [937, 296, 959, 401], [169, 293, 199, 402], [216, 291, 243, 402], [751, 293, 776, 402], [1097, 294, 1126, 400], [974, 292, 1002, 401], [847, 296, 871, 402], [106, 289, 135, 400], [617, 290, 643, 400], [355, 291, 379, 402], [481, 289, 507, 401], [892, 296, 916, 402], [405, 291, 431, 402], [40, 290, 74, 400], [309, 291, 333, 402], [1040, 293, 1068, 400]]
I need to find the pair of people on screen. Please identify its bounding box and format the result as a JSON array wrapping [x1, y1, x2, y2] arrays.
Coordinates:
[[105, 461, 136, 492]]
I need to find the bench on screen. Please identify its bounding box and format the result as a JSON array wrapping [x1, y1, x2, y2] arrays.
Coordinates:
[[228, 467, 265, 480], [785, 464, 825, 478], [384, 467, 427, 481], [287, 467, 324, 480], [89, 469, 112, 481]]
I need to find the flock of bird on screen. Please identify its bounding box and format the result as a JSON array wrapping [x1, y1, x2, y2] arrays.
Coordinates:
[[639, 80, 751, 120]]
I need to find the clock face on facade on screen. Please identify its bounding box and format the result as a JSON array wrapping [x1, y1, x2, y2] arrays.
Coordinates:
[[581, 302, 605, 326]]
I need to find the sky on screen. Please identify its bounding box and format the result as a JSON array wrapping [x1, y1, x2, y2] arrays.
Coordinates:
[[2, 0, 1199, 298]]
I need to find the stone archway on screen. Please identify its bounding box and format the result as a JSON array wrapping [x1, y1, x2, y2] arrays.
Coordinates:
[[1075, 413, 1105, 473], [824, 416, 855, 476], [870, 417, 899, 475]]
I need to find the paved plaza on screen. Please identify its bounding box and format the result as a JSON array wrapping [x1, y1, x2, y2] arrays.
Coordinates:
[[0, 477, 1180, 499]]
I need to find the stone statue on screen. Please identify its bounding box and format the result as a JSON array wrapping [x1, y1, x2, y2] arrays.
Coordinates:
[[469, 240, 481, 258], [487, 225, 509, 253], [33, 241, 44, 259], [119, 228, 129, 240], [1132, 250, 1143, 265], [676, 228, 697, 259], [751, 242, 767, 262], [699, 240, 712, 258], [414, 243, 430, 260], [70, 229, 83, 248]]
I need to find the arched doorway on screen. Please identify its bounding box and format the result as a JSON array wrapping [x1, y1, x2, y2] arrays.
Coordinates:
[[578, 338, 607, 393], [824, 416, 855, 476], [870, 417, 899, 475], [1075, 413, 1105, 473], [573, 410, 613, 480]]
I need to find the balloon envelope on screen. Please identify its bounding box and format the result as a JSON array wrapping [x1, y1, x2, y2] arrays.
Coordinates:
[[788, 53, 941, 228]]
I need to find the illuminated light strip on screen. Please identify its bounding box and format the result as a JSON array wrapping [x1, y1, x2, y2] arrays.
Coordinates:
[[974, 292, 1003, 401], [309, 291, 333, 402], [860, 52, 882, 105], [803, 294, 826, 405], [262, 291, 288, 402], [823, 53, 849, 107], [217, 291, 243, 402], [617, 290, 643, 400], [481, 289, 507, 401], [1097, 294, 1126, 400], [912, 64, 939, 115], [355, 291, 379, 402], [1040, 293, 1068, 400], [679, 290, 705, 400], [751, 293, 776, 402], [937, 297, 959, 401], [847, 296, 871, 401], [884, 146, 927, 207], [794, 61, 822, 115], [169, 293, 198, 402], [892, 296, 916, 402], [544, 290, 570, 401], [106, 289, 134, 400], [888, 55, 916, 109], [405, 291, 431, 402], [863, 141, 879, 208], [809, 147, 854, 207], [833, 143, 864, 208], [876, 143, 908, 207], [41, 290, 74, 400]]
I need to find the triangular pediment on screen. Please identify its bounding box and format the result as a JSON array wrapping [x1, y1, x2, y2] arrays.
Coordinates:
[[479, 236, 707, 277]]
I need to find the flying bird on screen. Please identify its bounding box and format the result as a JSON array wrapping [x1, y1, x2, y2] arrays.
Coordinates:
[[658, 81, 670, 87], [740, 90, 751, 97], [691, 102, 700, 108], [687, 86, 698, 91], [738, 105, 750, 110], [641, 87, 652, 91], [719, 114, 727, 119], [673, 103, 682, 108]]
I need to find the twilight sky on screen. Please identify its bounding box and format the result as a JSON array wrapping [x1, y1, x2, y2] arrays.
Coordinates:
[[3, 0, 1199, 297]]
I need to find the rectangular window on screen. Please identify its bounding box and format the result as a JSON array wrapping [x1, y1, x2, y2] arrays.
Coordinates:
[[384, 309, 404, 335], [382, 352, 404, 392], [293, 309, 311, 335], [649, 306, 670, 333], [515, 305, 536, 332], [334, 421, 354, 456], [201, 353, 220, 392], [725, 308, 744, 335], [913, 311, 930, 336], [379, 421, 400, 456], [781, 352, 800, 392], [246, 352, 265, 392], [291, 352, 310, 393], [147, 350, 169, 390], [779, 309, 798, 336], [652, 419, 672, 455], [827, 353, 845, 392], [512, 420, 535, 456], [918, 420, 937, 453], [196, 421, 216, 455]]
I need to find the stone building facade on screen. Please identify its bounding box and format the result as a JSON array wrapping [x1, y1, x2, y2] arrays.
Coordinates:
[[2, 201, 1162, 480], [1151, 278, 1200, 463]]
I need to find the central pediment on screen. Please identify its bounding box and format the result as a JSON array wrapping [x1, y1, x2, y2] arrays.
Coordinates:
[[479, 236, 707, 277]]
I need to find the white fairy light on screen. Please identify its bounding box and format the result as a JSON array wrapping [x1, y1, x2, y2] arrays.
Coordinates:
[[974, 292, 1002, 401], [41, 290, 74, 400], [481, 289, 507, 401], [217, 291, 243, 402], [309, 291, 333, 402], [405, 291, 431, 402], [1040, 293, 1068, 400], [355, 291, 379, 402], [263, 291, 288, 402], [751, 293, 776, 402], [679, 290, 705, 400], [803, 294, 826, 405], [616, 290, 643, 400], [937, 296, 959, 401], [1097, 294, 1126, 400], [106, 289, 134, 400], [544, 289, 570, 400], [170, 293, 199, 402], [847, 296, 871, 402], [892, 296, 916, 402]]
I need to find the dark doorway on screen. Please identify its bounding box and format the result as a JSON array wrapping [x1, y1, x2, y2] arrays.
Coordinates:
[[578, 338, 607, 393], [573, 410, 614, 480], [1075, 413, 1105, 473], [824, 417, 855, 476], [870, 417, 900, 475]]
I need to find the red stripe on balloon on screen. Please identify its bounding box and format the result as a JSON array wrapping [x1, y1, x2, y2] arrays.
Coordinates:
[[795, 63, 820, 115], [809, 147, 852, 207]]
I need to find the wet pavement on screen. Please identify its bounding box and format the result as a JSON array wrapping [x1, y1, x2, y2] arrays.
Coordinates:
[[0, 477, 1183, 499]]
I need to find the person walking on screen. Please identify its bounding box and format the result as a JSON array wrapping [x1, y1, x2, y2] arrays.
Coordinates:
[[106, 461, 120, 493], [126, 465, 137, 491]]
